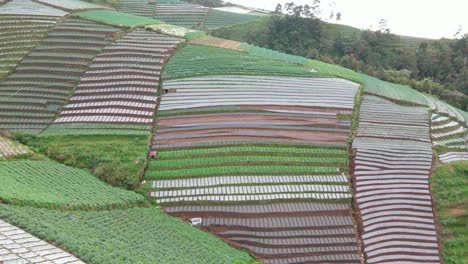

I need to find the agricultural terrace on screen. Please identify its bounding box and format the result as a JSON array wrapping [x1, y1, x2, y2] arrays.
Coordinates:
[[163, 45, 323, 79], [0, 219, 84, 264], [45, 29, 184, 135], [0, 17, 120, 134], [145, 73, 362, 263], [352, 95, 441, 263], [117, 0, 157, 17], [424, 95, 468, 162], [75, 10, 160, 28], [431, 161, 468, 264], [0, 161, 144, 210], [155, 1, 209, 29], [35, 0, 111, 12], [0, 135, 30, 159], [0, 205, 255, 264], [0, 0, 66, 79], [360, 73, 428, 106]]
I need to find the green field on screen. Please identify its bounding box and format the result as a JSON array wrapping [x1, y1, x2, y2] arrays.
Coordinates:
[[146, 145, 346, 180], [0, 205, 254, 264], [16, 134, 149, 189], [75, 10, 160, 27], [431, 161, 468, 264], [163, 44, 323, 79], [0, 161, 144, 210], [361, 73, 428, 105]]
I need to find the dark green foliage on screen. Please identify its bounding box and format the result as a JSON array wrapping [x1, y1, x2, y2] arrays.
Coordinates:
[[14, 134, 149, 190], [431, 161, 468, 264], [0, 205, 255, 264]]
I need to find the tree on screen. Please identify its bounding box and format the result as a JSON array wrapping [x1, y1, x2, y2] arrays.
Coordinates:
[[273, 3, 283, 15]]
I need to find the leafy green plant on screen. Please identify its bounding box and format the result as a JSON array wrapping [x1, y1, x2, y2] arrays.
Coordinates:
[[0, 161, 145, 210], [0, 205, 255, 264]]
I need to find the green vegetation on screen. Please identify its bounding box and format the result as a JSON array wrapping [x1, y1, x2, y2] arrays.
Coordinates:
[[75, 10, 160, 28], [431, 161, 468, 264], [157, 145, 348, 159], [0, 205, 255, 264], [147, 163, 342, 180], [151, 155, 348, 170], [147, 145, 348, 180], [361, 73, 428, 105], [0, 161, 144, 210], [42, 123, 152, 136], [163, 45, 323, 79], [15, 134, 149, 189]]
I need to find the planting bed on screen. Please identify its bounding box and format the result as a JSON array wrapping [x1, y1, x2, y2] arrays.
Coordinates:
[[205, 9, 260, 29], [163, 45, 321, 79], [117, 0, 157, 17], [0, 219, 84, 264], [361, 73, 428, 105], [0, 160, 144, 210], [145, 74, 361, 262], [426, 96, 467, 158], [0, 17, 119, 134], [0, 136, 30, 159], [0, 1, 65, 79], [352, 95, 441, 263], [155, 2, 208, 28], [35, 0, 110, 12], [0, 0, 68, 17], [48, 29, 184, 135]]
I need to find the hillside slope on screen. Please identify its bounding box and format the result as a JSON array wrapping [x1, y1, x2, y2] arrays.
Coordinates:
[[0, 1, 466, 264]]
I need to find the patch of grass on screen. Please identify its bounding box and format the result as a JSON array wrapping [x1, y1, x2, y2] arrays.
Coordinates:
[[15, 134, 149, 190], [0, 205, 255, 264], [431, 161, 468, 264], [0, 161, 145, 210]]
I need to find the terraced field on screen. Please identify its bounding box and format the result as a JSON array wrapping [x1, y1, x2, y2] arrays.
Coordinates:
[[0, 0, 66, 79], [0, 160, 144, 210], [352, 95, 441, 263], [155, 1, 209, 28], [145, 74, 362, 263], [0, 17, 120, 134], [44, 29, 184, 135], [117, 0, 157, 17]]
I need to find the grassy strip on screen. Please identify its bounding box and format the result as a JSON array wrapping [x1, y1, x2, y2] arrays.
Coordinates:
[[0, 161, 145, 211], [431, 161, 468, 264], [0, 205, 256, 264], [15, 134, 149, 189], [146, 165, 343, 180]]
